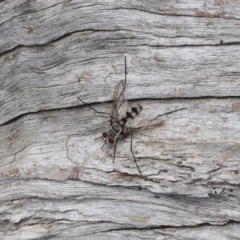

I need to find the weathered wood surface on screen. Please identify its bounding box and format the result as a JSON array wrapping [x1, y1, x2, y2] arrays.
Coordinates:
[[1, 0, 240, 239]]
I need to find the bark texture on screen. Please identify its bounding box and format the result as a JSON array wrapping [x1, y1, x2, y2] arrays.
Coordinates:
[[1, 1, 240, 239]]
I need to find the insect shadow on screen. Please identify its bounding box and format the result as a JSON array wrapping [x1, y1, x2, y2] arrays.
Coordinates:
[[78, 57, 186, 176]]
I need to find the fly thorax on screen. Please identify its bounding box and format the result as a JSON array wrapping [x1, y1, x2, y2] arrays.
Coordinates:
[[109, 122, 122, 139]]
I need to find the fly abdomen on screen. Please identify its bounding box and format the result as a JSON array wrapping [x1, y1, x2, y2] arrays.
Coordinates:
[[129, 104, 142, 118], [129, 103, 142, 117], [118, 104, 142, 127]]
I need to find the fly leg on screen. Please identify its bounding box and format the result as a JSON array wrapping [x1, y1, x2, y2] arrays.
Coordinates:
[[155, 107, 186, 120], [130, 132, 142, 175], [112, 138, 118, 163], [77, 97, 109, 115]]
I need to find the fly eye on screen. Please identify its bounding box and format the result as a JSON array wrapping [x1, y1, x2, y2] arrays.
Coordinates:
[[102, 132, 108, 138], [108, 137, 115, 144]]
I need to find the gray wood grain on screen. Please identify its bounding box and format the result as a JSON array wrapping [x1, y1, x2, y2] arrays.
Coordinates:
[[1, 0, 240, 239], [1, 180, 240, 239]]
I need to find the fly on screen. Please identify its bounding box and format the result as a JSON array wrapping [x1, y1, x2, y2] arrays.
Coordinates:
[[78, 57, 186, 175]]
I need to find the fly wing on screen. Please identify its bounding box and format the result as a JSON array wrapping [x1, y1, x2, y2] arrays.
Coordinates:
[[110, 79, 127, 123], [124, 107, 186, 133], [124, 115, 164, 133], [110, 57, 128, 124]]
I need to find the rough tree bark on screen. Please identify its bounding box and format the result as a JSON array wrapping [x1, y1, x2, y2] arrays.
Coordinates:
[[1, 1, 240, 239]]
